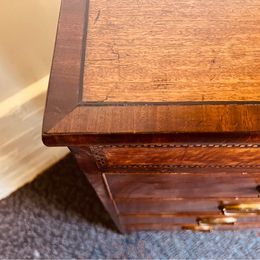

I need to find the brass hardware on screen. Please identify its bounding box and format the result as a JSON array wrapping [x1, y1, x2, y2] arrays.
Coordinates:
[[220, 203, 260, 216], [182, 224, 213, 232], [197, 217, 237, 225]]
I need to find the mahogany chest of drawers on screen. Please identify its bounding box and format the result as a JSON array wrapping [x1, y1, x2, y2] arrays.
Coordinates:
[[43, 0, 260, 233]]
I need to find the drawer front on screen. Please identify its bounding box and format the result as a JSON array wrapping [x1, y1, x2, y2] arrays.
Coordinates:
[[124, 217, 260, 232], [120, 210, 260, 231], [118, 198, 260, 215], [90, 144, 260, 170], [105, 172, 260, 199], [119, 199, 260, 231], [121, 216, 197, 225], [117, 200, 221, 215], [125, 223, 260, 232], [122, 214, 260, 226]]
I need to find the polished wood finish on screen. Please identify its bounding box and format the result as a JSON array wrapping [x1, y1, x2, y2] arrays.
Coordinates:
[[83, 0, 260, 103], [42, 0, 88, 133], [118, 198, 260, 215], [43, 0, 260, 232], [71, 146, 125, 233], [47, 105, 260, 136], [105, 172, 260, 199], [117, 199, 222, 215], [101, 145, 260, 168], [42, 0, 260, 139], [124, 214, 260, 232], [122, 215, 260, 225], [126, 222, 260, 232]]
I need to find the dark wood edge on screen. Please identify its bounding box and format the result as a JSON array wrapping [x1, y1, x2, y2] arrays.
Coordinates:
[[102, 173, 120, 215], [42, 0, 89, 133], [43, 132, 260, 146], [80, 101, 260, 106], [115, 198, 260, 202], [125, 223, 260, 231], [120, 213, 223, 217], [114, 196, 260, 201], [100, 167, 260, 174], [105, 172, 260, 177], [46, 104, 260, 136]]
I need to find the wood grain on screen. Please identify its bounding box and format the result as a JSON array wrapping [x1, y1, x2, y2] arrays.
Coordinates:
[[105, 172, 260, 199], [103, 146, 260, 168], [42, 1, 260, 138], [83, 0, 260, 102], [121, 215, 197, 225], [117, 199, 222, 215], [43, 0, 87, 132], [43, 133, 260, 146], [43, 0, 260, 232], [71, 146, 125, 233], [125, 222, 260, 232], [117, 198, 260, 215], [121, 214, 260, 225], [48, 104, 260, 135]]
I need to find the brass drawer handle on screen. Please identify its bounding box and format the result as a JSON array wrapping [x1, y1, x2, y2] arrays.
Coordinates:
[[220, 203, 260, 215], [182, 224, 213, 232], [197, 217, 237, 225]]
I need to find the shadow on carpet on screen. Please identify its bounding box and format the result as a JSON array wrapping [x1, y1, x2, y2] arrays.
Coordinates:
[[0, 154, 259, 259]]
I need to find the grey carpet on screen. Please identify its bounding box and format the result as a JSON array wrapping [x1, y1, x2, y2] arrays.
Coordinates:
[[0, 154, 260, 259]]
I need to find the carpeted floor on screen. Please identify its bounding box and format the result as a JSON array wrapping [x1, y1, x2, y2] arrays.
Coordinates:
[[0, 154, 260, 259]]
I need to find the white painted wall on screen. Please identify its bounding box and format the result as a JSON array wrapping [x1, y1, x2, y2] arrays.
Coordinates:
[[0, 0, 69, 199]]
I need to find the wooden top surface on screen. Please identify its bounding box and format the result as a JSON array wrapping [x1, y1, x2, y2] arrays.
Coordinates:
[[43, 0, 260, 144], [83, 0, 260, 102]]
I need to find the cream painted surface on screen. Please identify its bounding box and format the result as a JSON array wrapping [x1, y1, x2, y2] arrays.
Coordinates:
[[0, 0, 69, 199]]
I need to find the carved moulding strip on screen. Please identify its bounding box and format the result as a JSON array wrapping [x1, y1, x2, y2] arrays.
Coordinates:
[[90, 143, 260, 169]]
